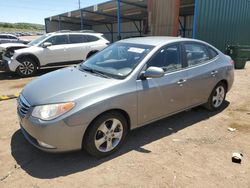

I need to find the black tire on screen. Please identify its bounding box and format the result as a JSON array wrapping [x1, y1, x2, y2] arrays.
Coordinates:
[[83, 111, 128, 158], [16, 57, 37, 77], [204, 82, 227, 111]]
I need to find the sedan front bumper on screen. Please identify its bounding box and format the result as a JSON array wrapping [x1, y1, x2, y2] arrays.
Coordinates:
[[18, 107, 87, 153]]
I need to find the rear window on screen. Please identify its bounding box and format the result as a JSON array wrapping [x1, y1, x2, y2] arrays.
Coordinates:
[[69, 34, 87, 44], [208, 47, 219, 59], [0, 35, 8, 39], [184, 43, 210, 66], [8, 36, 17, 40], [85, 35, 99, 42]]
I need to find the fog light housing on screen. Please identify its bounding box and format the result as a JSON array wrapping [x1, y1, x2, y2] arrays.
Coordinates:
[[37, 140, 56, 149]]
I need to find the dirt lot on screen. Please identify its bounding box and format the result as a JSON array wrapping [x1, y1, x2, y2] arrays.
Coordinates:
[[0, 63, 250, 188]]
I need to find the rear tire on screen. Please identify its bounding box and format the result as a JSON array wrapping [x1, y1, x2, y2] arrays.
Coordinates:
[[83, 111, 128, 158], [204, 82, 226, 111], [16, 57, 37, 77]]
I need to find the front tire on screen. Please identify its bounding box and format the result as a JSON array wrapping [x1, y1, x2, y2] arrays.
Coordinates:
[[83, 111, 128, 157], [204, 82, 226, 111], [16, 57, 37, 77]]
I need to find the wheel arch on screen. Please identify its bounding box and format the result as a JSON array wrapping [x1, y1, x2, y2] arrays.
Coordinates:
[[82, 108, 131, 148], [86, 50, 99, 59], [16, 53, 40, 67], [218, 79, 228, 92]]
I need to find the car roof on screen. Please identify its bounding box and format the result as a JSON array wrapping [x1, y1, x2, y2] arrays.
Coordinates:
[[51, 32, 103, 36], [119, 36, 195, 46], [0, 34, 17, 37]]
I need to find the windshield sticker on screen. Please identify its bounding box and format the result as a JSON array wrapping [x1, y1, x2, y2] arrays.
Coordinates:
[[128, 47, 145, 53]]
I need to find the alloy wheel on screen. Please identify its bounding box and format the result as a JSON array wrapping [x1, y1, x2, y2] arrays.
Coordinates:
[[19, 61, 35, 75], [212, 86, 225, 108], [94, 118, 123, 152]]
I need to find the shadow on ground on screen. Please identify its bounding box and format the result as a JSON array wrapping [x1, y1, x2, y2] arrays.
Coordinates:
[[11, 102, 229, 179], [0, 66, 68, 80]]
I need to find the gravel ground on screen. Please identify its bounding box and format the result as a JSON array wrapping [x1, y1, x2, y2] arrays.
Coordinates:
[[0, 63, 250, 188]]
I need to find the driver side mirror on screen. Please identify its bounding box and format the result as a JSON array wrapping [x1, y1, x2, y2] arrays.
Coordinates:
[[140, 66, 164, 79], [42, 42, 52, 48]]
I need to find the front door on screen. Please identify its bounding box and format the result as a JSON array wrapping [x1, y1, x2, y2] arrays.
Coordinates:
[[40, 34, 69, 65], [137, 44, 189, 126]]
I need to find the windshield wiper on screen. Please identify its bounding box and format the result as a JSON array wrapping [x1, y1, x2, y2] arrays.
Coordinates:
[[80, 65, 111, 79]]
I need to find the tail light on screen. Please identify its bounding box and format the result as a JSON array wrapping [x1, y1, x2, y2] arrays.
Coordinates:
[[230, 60, 235, 65]]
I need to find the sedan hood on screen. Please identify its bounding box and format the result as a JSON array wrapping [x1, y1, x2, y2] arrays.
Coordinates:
[[22, 66, 118, 105]]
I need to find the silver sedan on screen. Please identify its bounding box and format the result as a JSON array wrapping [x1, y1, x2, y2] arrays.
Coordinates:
[[18, 37, 234, 157]]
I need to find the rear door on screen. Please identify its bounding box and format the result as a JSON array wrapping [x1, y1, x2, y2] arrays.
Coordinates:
[[68, 34, 90, 61], [68, 34, 108, 61], [182, 42, 220, 106], [137, 43, 189, 125]]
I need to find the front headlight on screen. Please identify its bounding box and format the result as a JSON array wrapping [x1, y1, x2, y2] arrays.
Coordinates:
[[31, 102, 75, 121]]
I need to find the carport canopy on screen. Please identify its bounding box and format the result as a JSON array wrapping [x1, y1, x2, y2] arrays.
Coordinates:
[[45, 0, 148, 35]]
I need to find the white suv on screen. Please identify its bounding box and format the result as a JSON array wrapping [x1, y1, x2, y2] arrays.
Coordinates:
[[1, 31, 109, 77]]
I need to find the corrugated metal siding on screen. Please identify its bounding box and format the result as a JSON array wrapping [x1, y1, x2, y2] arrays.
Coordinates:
[[46, 20, 85, 33], [148, 0, 179, 36], [194, 0, 250, 51], [92, 21, 142, 42]]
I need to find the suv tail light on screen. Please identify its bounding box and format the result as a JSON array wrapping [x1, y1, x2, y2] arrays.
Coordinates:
[[230, 60, 235, 65]]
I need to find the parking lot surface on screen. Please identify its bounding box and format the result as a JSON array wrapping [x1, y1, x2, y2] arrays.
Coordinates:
[[0, 64, 250, 188]]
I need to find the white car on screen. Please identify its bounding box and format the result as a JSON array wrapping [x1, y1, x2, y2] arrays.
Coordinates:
[[0, 34, 29, 44], [0, 43, 28, 60], [1, 31, 109, 77]]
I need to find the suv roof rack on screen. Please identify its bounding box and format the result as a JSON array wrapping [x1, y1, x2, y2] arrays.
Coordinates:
[[77, 30, 96, 33], [54, 30, 72, 33]]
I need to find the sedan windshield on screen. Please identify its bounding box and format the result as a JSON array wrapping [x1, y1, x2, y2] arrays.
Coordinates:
[[80, 42, 153, 79], [28, 34, 51, 46]]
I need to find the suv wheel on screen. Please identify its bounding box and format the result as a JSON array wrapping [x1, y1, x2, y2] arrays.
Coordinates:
[[83, 111, 128, 157], [16, 57, 37, 77]]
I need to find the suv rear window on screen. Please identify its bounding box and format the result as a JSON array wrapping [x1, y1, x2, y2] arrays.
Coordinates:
[[85, 35, 99, 42], [69, 34, 87, 44]]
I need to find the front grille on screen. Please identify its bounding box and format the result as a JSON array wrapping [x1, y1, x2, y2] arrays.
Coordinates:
[[18, 95, 31, 118]]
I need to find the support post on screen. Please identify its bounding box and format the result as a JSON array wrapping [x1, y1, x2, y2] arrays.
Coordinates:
[[80, 9, 84, 30], [139, 20, 142, 36], [183, 15, 186, 37], [117, 0, 121, 40], [192, 0, 198, 39], [111, 24, 114, 43], [58, 16, 61, 31]]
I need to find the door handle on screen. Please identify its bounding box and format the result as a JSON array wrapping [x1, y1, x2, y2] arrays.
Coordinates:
[[177, 79, 187, 85], [211, 70, 218, 77]]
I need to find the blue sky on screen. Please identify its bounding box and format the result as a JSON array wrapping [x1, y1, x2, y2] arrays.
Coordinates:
[[0, 0, 107, 25]]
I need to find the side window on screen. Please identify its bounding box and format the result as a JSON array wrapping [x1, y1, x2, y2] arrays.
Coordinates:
[[207, 46, 219, 59], [9, 36, 17, 40], [0, 35, 8, 39], [147, 44, 181, 72], [85, 35, 99, 42], [184, 43, 210, 66], [69, 35, 87, 44], [45, 35, 68, 45]]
